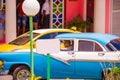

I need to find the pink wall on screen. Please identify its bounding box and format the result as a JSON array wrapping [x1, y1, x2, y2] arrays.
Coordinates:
[[65, 0, 84, 21], [105, 0, 110, 33]]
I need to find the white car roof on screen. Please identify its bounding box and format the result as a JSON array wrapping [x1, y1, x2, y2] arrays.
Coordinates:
[[32, 29, 72, 34]]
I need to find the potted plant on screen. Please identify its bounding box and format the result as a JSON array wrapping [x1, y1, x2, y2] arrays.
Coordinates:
[[66, 14, 92, 32], [102, 63, 120, 80]]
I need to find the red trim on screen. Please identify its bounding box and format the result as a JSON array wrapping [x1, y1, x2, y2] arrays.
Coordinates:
[[105, 0, 110, 33], [0, 35, 6, 44]]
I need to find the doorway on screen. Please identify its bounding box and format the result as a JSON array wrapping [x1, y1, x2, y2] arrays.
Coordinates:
[[86, 0, 94, 32], [16, 0, 51, 36]]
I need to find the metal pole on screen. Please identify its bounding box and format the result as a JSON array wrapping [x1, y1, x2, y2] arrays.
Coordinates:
[[47, 53, 50, 80], [29, 16, 34, 80]]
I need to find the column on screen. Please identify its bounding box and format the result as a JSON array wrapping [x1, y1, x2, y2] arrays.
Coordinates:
[[94, 0, 105, 33], [6, 0, 16, 43]]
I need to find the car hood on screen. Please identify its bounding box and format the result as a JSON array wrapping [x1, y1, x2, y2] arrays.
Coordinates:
[[0, 44, 22, 52]]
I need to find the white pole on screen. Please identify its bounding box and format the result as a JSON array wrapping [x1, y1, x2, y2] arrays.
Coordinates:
[[94, 0, 105, 33], [6, 0, 16, 43]]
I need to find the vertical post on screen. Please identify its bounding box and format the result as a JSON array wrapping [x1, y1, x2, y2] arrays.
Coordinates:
[[29, 16, 34, 80], [6, 0, 16, 43], [47, 53, 50, 80], [22, 0, 40, 79], [94, 0, 106, 33]]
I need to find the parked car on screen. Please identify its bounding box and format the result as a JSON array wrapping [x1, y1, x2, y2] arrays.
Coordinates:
[[0, 33, 120, 80], [0, 29, 74, 52]]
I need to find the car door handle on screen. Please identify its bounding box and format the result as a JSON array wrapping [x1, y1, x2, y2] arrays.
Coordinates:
[[98, 53, 105, 56]]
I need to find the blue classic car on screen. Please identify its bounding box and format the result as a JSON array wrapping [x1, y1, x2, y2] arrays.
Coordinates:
[[0, 33, 120, 80]]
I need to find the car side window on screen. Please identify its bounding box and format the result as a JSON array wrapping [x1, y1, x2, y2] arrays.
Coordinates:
[[60, 40, 74, 51], [78, 40, 103, 51], [95, 43, 103, 51]]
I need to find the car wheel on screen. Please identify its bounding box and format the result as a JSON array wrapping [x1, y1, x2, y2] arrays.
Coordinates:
[[12, 65, 30, 80]]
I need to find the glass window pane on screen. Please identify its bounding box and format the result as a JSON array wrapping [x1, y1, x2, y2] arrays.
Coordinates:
[[60, 40, 74, 51], [95, 43, 103, 51], [109, 38, 120, 50], [78, 40, 94, 51]]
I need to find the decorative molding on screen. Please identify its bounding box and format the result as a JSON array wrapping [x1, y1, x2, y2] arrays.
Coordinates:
[[51, 0, 64, 28]]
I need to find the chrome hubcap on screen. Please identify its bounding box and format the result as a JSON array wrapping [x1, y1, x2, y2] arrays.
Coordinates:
[[17, 70, 30, 80]]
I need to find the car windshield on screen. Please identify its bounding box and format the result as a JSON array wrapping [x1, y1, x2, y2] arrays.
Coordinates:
[[9, 33, 39, 45], [106, 38, 120, 51]]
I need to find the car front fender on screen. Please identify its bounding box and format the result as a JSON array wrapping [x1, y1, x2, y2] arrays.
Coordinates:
[[2, 61, 30, 74]]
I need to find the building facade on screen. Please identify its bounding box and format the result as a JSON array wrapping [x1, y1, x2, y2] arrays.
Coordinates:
[[0, 0, 120, 43]]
